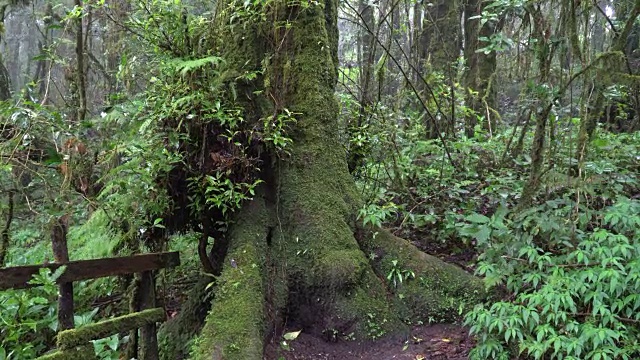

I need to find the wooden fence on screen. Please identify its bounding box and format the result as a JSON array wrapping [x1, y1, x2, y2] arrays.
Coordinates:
[[0, 220, 180, 360]]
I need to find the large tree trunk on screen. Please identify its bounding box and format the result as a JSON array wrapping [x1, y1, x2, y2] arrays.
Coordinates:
[[189, 1, 486, 358], [418, 0, 460, 70]]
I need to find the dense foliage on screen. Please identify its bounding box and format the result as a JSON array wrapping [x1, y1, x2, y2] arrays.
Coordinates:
[[0, 0, 639, 358]]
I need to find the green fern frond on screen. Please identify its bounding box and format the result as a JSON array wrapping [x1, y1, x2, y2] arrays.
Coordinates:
[[170, 56, 225, 77]]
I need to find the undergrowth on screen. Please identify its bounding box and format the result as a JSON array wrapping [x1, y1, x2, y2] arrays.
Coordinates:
[[352, 86, 640, 359]]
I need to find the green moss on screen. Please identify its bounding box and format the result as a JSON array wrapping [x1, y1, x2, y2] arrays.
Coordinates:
[[360, 230, 487, 323], [190, 199, 270, 360], [269, 1, 367, 287], [249, 0, 408, 339], [35, 346, 96, 360], [158, 276, 210, 360], [312, 249, 367, 289], [56, 308, 165, 350], [333, 270, 408, 339]]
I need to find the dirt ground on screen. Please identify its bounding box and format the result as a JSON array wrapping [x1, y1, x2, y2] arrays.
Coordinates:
[[264, 324, 474, 360]]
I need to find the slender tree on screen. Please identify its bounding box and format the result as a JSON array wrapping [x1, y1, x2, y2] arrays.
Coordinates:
[[463, 0, 501, 137]]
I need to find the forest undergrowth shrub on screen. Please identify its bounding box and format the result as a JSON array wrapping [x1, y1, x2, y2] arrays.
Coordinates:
[[463, 131, 640, 360], [350, 103, 528, 251], [0, 97, 134, 359], [351, 86, 640, 359], [0, 267, 120, 360], [0, 269, 60, 359], [99, 0, 299, 240], [465, 196, 640, 360]]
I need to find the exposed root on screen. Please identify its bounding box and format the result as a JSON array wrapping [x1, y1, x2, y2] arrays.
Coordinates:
[[157, 277, 210, 360], [356, 228, 487, 323], [190, 197, 272, 360]]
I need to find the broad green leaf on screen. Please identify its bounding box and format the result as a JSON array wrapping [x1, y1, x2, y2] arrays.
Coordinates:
[[467, 213, 490, 224]]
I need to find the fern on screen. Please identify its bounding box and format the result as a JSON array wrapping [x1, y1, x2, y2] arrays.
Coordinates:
[[170, 56, 225, 76]]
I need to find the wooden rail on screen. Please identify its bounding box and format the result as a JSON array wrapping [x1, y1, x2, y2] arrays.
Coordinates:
[[37, 309, 166, 360], [1, 212, 181, 360], [56, 308, 167, 349], [0, 251, 180, 290], [1, 251, 180, 360]]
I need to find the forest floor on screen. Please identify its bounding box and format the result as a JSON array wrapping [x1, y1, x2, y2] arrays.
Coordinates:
[[263, 323, 474, 360]]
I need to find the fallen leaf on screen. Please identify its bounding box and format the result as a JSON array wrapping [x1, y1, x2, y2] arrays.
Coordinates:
[[283, 330, 302, 341]]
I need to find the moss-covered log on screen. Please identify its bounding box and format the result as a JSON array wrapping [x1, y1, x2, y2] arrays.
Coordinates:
[[56, 308, 165, 350], [35, 346, 97, 360]]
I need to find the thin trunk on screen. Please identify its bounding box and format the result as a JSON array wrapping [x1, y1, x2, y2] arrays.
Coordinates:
[[0, 189, 14, 267], [420, 0, 459, 70], [463, 0, 500, 138], [517, 5, 556, 210], [420, 0, 460, 138], [75, 0, 87, 122], [358, 0, 375, 107], [348, 0, 376, 173], [385, 0, 402, 97], [0, 60, 11, 101], [411, 3, 421, 85], [0, 8, 11, 101]]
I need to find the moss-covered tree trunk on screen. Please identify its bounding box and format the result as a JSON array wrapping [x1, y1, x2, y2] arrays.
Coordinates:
[[417, 0, 460, 138], [418, 0, 460, 70], [189, 0, 486, 358]]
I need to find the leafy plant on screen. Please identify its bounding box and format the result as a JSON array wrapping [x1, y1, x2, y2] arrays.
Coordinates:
[[386, 259, 415, 289], [358, 203, 399, 228], [91, 334, 121, 360], [262, 108, 297, 156], [0, 268, 63, 359], [465, 197, 640, 360]]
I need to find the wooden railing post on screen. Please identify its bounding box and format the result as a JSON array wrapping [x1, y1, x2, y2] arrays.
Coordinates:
[[139, 270, 159, 360], [51, 215, 74, 331]]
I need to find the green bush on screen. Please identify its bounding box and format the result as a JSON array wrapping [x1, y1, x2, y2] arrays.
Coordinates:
[[0, 269, 61, 359], [464, 196, 640, 360]]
